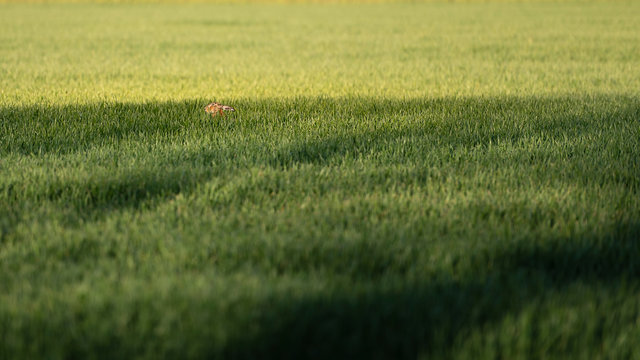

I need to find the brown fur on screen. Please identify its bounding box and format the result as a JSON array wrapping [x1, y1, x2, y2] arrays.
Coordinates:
[[205, 102, 235, 117]]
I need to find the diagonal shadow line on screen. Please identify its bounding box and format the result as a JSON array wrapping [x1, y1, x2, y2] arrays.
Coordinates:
[[7, 222, 636, 359], [1, 97, 639, 357], [1, 94, 638, 233], [220, 221, 640, 360]]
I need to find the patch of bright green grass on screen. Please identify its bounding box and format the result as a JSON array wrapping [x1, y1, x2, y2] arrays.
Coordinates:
[[1, 2, 639, 358]]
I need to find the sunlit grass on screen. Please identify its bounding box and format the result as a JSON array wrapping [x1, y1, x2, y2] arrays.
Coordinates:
[[1, 2, 639, 358]]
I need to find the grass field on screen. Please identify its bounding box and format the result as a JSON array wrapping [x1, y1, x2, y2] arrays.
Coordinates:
[[1, 1, 640, 358]]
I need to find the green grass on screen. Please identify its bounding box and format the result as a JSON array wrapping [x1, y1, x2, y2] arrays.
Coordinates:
[[1, 2, 639, 359]]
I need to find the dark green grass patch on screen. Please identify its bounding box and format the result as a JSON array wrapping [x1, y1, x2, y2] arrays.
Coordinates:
[[1, 95, 639, 358], [2, 1, 640, 358]]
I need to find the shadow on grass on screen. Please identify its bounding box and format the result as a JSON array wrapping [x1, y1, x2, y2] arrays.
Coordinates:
[[2, 95, 638, 156], [1, 96, 639, 357], [223, 222, 640, 359], [1, 94, 638, 220]]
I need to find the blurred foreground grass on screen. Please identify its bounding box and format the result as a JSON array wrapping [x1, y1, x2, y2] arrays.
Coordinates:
[[1, 1, 639, 358]]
